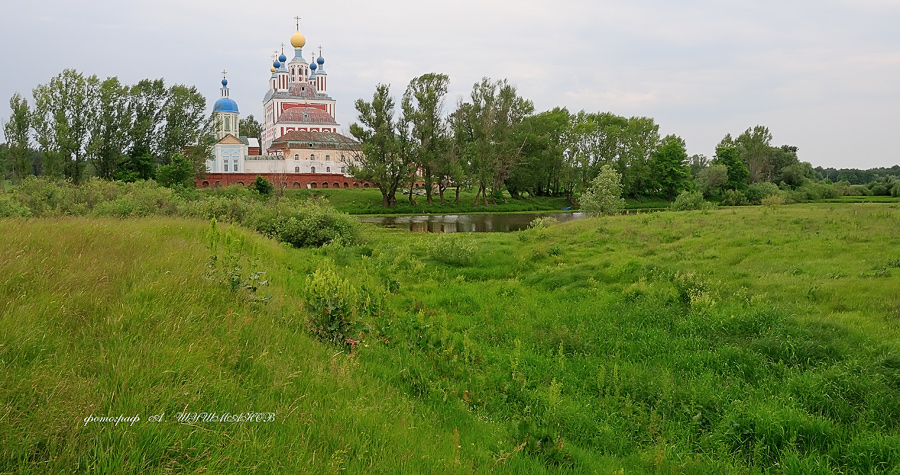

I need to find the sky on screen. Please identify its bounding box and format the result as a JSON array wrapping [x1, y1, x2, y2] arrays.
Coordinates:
[[1, 0, 898, 169]]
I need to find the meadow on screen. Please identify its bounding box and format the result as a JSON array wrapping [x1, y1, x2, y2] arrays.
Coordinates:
[[2, 199, 900, 473]]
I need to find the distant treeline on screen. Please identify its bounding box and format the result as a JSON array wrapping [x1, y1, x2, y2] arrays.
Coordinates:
[[815, 166, 900, 186]]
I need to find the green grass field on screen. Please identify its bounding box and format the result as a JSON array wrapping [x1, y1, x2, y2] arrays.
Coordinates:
[[2, 203, 900, 473]]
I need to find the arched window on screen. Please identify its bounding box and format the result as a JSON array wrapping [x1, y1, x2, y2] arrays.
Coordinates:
[[325, 155, 331, 161], [326, 167, 330, 173], [310, 154, 316, 160], [311, 166, 316, 173], [322, 182, 329, 188], [294, 166, 300, 173], [294, 154, 299, 160]]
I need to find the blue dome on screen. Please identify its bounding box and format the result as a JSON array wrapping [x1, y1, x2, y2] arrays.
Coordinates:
[[214, 97, 239, 114], [273, 60, 281, 69], [221, 78, 228, 87], [317, 55, 324, 65], [279, 53, 287, 62], [310, 62, 317, 71]]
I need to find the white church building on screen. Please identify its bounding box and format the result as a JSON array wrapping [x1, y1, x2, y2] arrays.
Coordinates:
[[200, 20, 366, 189]]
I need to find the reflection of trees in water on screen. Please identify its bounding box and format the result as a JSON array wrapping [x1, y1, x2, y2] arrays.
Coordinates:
[[361, 212, 590, 233]]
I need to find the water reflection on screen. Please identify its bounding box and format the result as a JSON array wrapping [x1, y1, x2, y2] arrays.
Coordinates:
[[359, 212, 590, 233]]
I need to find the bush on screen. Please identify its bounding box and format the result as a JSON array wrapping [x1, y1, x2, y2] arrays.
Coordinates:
[[304, 265, 362, 347], [247, 201, 360, 248], [671, 191, 711, 211], [426, 233, 478, 266], [746, 182, 780, 204], [528, 216, 559, 230], [0, 193, 31, 217], [156, 153, 195, 188], [721, 189, 749, 206], [580, 165, 625, 215], [252, 176, 274, 195], [762, 194, 785, 208]]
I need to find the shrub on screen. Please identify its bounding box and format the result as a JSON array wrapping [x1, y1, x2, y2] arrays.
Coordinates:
[[580, 165, 625, 215], [762, 194, 785, 208], [156, 153, 195, 188], [671, 191, 711, 211], [0, 193, 31, 217], [721, 189, 749, 206], [252, 176, 274, 195], [247, 201, 360, 248], [746, 182, 780, 204], [304, 265, 361, 346], [426, 233, 478, 266], [528, 216, 559, 230]]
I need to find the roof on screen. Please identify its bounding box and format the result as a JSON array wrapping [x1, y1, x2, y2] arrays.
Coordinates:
[[217, 134, 244, 145], [214, 97, 239, 113], [270, 130, 360, 150], [278, 106, 337, 125]]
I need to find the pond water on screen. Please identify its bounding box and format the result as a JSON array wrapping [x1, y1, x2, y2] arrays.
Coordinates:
[[358, 212, 591, 233]]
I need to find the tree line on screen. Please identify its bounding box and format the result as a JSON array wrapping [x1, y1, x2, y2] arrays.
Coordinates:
[[348, 74, 840, 208], [3, 69, 897, 201], [1, 69, 210, 186]]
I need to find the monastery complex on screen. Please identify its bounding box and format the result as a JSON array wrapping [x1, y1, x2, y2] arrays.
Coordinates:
[[200, 20, 366, 189]]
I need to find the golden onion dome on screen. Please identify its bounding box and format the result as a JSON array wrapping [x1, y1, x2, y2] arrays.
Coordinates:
[[270, 66, 276, 72], [290, 30, 306, 48]]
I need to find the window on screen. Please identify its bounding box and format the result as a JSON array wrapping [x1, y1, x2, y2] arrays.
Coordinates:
[[341, 167, 345, 173], [294, 154, 299, 160], [325, 155, 330, 161], [310, 154, 315, 160], [326, 167, 330, 173], [233, 160, 238, 171], [311, 167, 316, 173], [295, 166, 300, 173], [340, 154, 345, 162], [224, 162, 229, 172]]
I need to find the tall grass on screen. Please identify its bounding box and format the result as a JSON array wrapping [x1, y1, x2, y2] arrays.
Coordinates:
[[3, 203, 900, 472]]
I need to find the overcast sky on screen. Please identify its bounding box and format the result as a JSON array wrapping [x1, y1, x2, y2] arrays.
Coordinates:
[[1, 0, 898, 169]]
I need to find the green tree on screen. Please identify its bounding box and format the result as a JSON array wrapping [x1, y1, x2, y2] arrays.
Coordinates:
[[579, 164, 625, 215], [349, 83, 410, 207], [87, 77, 131, 179], [402, 73, 450, 206], [688, 154, 709, 179], [506, 107, 571, 198], [650, 134, 690, 200], [779, 162, 815, 188], [3, 93, 32, 181], [252, 175, 274, 195], [155, 153, 195, 188], [619, 116, 660, 197], [563, 111, 627, 193], [734, 125, 773, 183], [31, 69, 99, 182], [122, 79, 167, 180], [697, 163, 729, 197], [159, 84, 208, 165], [454, 77, 533, 206], [713, 145, 749, 191], [239, 114, 262, 143]]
